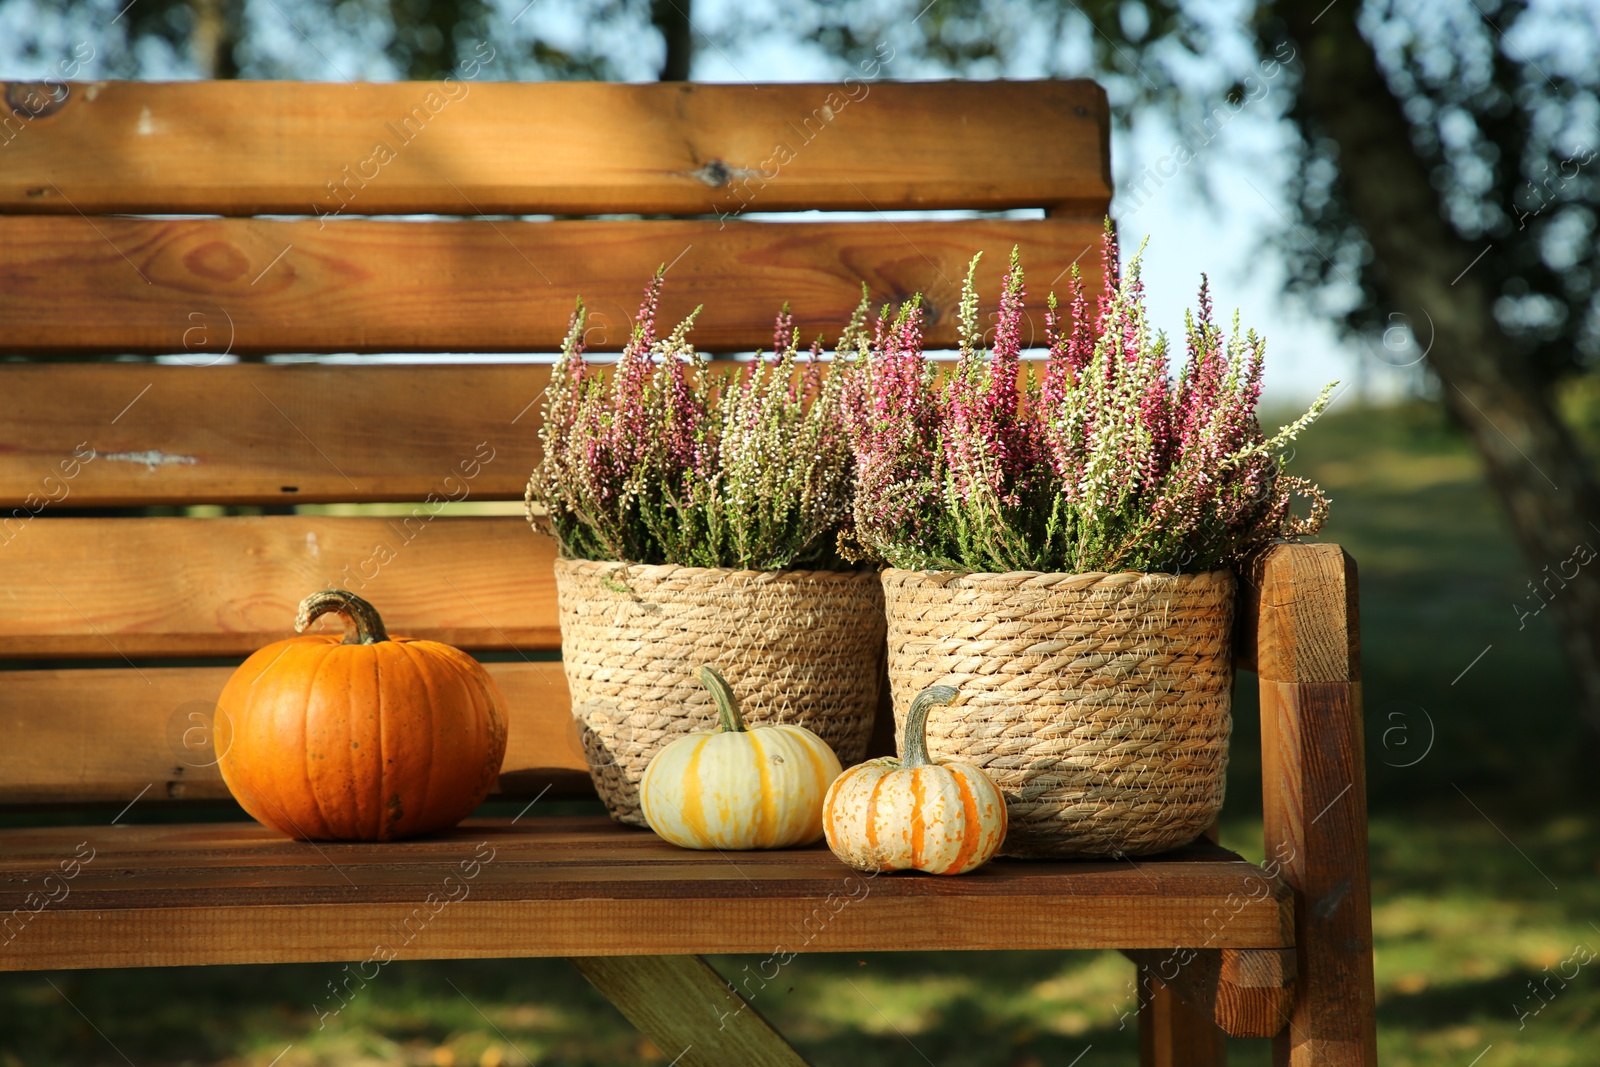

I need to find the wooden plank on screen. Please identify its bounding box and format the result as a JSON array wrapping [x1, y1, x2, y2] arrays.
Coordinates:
[[1138, 969, 1228, 1067], [0, 818, 1270, 875], [0, 517, 557, 657], [0, 80, 1110, 216], [1125, 948, 1295, 1038], [0, 364, 548, 507], [570, 956, 810, 1067], [0, 217, 1104, 356], [0, 817, 1293, 970], [1256, 545, 1378, 1067], [0, 662, 586, 805]]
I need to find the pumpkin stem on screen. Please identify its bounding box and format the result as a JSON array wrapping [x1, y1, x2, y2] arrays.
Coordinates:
[[296, 589, 390, 645], [697, 665, 747, 733], [902, 685, 959, 769]]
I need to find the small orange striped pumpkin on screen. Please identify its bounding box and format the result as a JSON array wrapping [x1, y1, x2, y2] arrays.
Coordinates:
[[823, 685, 1006, 875], [639, 666, 842, 850]]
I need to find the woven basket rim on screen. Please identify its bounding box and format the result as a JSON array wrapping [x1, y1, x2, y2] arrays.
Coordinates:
[[555, 556, 880, 584], [879, 566, 1235, 583]]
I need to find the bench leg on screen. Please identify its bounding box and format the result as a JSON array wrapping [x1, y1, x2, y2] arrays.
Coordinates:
[[569, 955, 810, 1067], [1257, 547, 1379, 1066], [1138, 965, 1228, 1067], [1125, 948, 1295, 1038]]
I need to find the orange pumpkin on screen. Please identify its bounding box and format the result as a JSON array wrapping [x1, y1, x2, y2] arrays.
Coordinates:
[[215, 590, 507, 841]]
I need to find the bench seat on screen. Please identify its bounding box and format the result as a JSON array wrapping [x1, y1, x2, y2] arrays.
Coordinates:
[[0, 815, 1291, 971]]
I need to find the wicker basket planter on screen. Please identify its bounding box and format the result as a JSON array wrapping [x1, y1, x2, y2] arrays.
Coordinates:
[[555, 558, 885, 826], [879, 567, 1235, 858]]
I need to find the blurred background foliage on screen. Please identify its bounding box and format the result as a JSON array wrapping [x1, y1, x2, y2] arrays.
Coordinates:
[[3, 1, 1600, 1064]]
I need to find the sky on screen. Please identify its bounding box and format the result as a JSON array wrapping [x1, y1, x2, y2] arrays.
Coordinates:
[[0, 0, 1427, 408], [1111, 114, 1420, 409]]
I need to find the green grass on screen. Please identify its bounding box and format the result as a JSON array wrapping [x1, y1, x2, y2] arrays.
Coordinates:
[[4, 401, 1598, 1066]]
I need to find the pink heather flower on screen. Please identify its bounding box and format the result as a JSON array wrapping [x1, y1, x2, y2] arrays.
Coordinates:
[[529, 274, 858, 569], [848, 227, 1332, 574], [635, 270, 662, 350], [773, 304, 796, 359], [988, 251, 1030, 481]]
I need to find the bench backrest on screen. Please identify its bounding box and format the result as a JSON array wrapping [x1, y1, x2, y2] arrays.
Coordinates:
[[0, 79, 1111, 807]]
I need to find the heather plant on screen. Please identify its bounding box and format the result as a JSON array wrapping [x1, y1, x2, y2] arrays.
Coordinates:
[[527, 273, 858, 570], [845, 227, 1332, 574]]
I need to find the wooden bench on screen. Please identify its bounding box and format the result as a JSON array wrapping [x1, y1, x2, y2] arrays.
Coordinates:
[[0, 79, 1376, 1066]]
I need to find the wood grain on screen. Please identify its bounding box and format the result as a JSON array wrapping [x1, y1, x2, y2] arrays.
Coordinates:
[[1256, 545, 1378, 1067], [1125, 948, 1295, 1038], [0, 80, 1110, 216], [0, 662, 586, 805], [0, 517, 558, 657], [0, 217, 1104, 356], [0, 364, 550, 507], [1255, 543, 1360, 683], [571, 956, 810, 1067], [0, 817, 1293, 971], [1137, 968, 1228, 1067]]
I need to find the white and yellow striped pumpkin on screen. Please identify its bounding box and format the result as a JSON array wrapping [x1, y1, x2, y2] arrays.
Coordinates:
[[640, 665, 843, 850], [823, 685, 1006, 875]]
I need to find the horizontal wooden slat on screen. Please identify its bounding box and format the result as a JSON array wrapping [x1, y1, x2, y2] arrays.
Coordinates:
[[0, 517, 556, 657], [0, 662, 587, 805], [0, 80, 1110, 216], [0, 217, 1104, 356], [0, 364, 550, 507], [0, 817, 1291, 970]]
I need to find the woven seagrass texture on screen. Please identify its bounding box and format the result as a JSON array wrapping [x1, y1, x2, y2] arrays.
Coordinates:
[[880, 568, 1235, 858], [555, 558, 886, 825]]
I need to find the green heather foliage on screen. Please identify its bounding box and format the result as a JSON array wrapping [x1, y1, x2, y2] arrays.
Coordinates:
[[843, 227, 1333, 574], [526, 273, 857, 570]]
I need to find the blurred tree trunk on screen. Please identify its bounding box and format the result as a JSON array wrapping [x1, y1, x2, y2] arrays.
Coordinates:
[[1278, 2, 1600, 734], [190, 0, 238, 79], [651, 0, 692, 80]]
